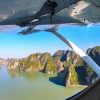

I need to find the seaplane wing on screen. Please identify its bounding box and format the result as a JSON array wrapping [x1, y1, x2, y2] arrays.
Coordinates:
[[2, 0, 100, 27], [0, 0, 100, 26]]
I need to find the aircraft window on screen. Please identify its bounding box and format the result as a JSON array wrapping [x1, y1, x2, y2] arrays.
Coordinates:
[[0, 0, 100, 100], [0, 24, 100, 100]]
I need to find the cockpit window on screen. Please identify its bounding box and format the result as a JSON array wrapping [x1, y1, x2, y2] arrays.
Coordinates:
[[0, 24, 100, 100]]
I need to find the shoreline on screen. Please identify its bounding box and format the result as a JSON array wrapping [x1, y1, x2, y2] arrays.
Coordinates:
[[0, 66, 88, 88]]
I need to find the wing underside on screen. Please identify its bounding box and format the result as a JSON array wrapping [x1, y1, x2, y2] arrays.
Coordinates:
[[0, 0, 100, 26]]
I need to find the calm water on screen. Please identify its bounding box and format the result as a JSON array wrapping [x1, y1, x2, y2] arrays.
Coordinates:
[[0, 66, 85, 100]]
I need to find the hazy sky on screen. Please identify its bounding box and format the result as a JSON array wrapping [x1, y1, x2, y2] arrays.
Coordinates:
[[0, 24, 100, 58]]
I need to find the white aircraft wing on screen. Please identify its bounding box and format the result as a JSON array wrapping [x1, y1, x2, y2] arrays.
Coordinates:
[[0, 0, 85, 26]]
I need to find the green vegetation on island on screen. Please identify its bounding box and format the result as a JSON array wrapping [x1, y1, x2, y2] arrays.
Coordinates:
[[2, 46, 100, 87]]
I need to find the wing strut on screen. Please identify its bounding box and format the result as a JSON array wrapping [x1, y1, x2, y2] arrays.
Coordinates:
[[46, 27, 100, 77]]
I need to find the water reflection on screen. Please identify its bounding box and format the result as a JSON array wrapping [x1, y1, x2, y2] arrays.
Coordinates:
[[8, 70, 46, 81], [0, 66, 86, 100]]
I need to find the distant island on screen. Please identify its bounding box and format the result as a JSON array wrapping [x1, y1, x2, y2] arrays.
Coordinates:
[[0, 46, 100, 87]]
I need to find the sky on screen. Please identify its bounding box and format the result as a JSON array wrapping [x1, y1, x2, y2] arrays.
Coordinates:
[[0, 24, 100, 58]]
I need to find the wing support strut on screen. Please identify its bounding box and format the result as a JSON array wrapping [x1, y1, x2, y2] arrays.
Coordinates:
[[46, 27, 100, 77]]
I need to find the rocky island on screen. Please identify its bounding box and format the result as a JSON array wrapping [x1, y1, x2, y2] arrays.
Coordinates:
[[1, 46, 100, 87]]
